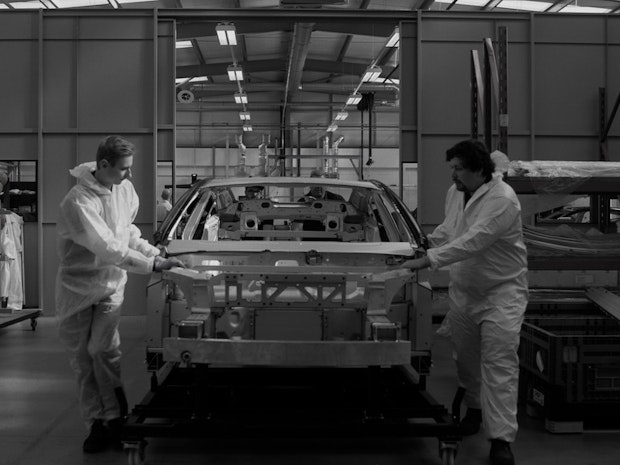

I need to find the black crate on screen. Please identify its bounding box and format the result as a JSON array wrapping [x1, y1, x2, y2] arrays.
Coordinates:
[[519, 305, 620, 431]]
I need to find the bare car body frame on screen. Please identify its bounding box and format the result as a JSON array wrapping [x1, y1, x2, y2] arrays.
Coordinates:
[[122, 177, 461, 465]]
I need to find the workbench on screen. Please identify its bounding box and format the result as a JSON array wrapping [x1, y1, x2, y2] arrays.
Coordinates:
[[0, 308, 41, 331]]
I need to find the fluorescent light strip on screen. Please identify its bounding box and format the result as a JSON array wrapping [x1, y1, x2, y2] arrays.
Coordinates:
[[234, 92, 248, 104], [176, 40, 193, 49], [497, 0, 552, 11], [51, 0, 107, 6], [362, 65, 382, 83], [335, 111, 348, 121], [227, 65, 244, 81], [346, 93, 362, 105], [10, 1, 48, 8], [455, 0, 489, 6], [216, 23, 237, 46], [385, 28, 399, 48], [560, 5, 611, 13], [190, 76, 208, 82], [239, 111, 251, 121]]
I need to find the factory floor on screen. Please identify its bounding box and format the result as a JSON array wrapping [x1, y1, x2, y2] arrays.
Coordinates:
[[1, 315, 619, 465]]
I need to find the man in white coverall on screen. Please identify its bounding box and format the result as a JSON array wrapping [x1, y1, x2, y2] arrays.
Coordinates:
[[408, 139, 528, 465], [56, 135, 184, 453]]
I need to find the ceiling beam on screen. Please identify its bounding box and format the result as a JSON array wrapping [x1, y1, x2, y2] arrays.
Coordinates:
[[177, 20, 393, 41], [417, 0, 436, 9], [283, 22, 315, 120], [177, 58, 396, 80], [189, 82, 398, 98], [177, 59, 286, 79], [177, 22, 290, 40], [483, 0, 502, 10]]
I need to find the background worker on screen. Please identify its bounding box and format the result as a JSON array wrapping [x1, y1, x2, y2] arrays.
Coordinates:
[[156, 188, 172, 224], [408, 139, 528, 465], [55, 135, 184, 454], [301, 169, 344, 201]]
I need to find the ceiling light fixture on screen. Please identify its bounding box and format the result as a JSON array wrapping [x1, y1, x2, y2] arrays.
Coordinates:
[[243, 123, 253, 132], [239, 111, 251, 121], [227, 65, 244, 81], [385, 27, 399, 47], [326, 124, 338, 132], [362, 65, 382, 83], [346, 93, 362, 105], [234, 92, 248, 104], [176, 40, 193, 49], [216, 22, 237, 46], [335, 111, 348, 121]]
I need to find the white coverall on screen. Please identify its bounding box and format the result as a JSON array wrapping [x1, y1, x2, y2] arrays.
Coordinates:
[[0, 212, 24, 309], [427, 173, 528, 443], [56, 162, 160, 428]]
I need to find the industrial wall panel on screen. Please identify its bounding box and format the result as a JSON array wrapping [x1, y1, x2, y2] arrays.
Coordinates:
[[420, 18, 503, 43], [534, 137, 601, 162], [158, 20, 175, 127], [43, 17, 76, 40], [505, 43, 531, 135], [606, 45, 620, 140], [41, 223, 58, 316], [43, 42, 77, 130], [504, 137, 532, 162], [23, 223, 39, 310], [77, 41, 154, 130], [419, 42, 472, 134], [0, 135, 38, 159], [400, 20, 416, 164], [607, 140, 620, 162], [158, 132, 175, 162], [41, 136, 76, 223], [534, 44, 604, 136], [78, 16, 153, 40], [0, 11, 38, 39], [0, 41, 38, 130], [534, 15, 606, 44], [121, 134, 155, 224], [607, 17, 620, 44], [417, 136, 461, 226]]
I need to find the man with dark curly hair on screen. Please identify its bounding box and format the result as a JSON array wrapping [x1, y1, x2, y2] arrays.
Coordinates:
[[408, 139, 528, 465]]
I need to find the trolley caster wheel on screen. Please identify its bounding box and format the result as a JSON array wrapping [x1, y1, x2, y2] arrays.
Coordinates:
[[438, 441, 458, 465], [30, 319, 37, 331], [124, 440, 146, 465]]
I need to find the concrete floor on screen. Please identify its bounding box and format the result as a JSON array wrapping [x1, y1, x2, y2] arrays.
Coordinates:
[[1, 314, 619, 465]]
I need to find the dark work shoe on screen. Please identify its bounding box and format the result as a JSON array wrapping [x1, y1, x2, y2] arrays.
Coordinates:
[[83, 419, 108, 453], [459, 408, 482, 435], [107, 417, 126, 450], [489, 439, 515, 465]]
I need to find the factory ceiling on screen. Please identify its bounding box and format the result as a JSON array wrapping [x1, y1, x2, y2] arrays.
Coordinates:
[[2, 0, 619, 148]]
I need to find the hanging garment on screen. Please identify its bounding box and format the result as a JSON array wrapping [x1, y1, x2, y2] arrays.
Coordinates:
[[0, 211, 24, 309]]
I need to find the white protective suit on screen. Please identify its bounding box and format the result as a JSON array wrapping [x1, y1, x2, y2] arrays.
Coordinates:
[[0, 212, 24, 309], [56, 162, 160, 428], [427, 173, 528, 443]]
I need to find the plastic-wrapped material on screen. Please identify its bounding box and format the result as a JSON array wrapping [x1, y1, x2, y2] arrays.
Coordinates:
[[524, 224, 620, 256], [508, 160, 620, 178], [507, 160, 620, 194]]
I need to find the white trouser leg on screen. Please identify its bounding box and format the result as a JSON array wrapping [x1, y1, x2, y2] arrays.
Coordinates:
[[448, 309, 481, 410], [58, 302, 122, 428], [480, 318, 521, 442]]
